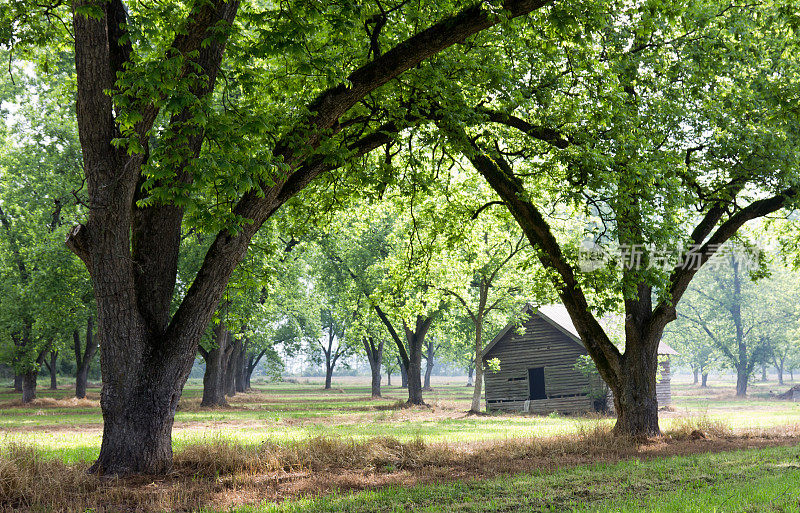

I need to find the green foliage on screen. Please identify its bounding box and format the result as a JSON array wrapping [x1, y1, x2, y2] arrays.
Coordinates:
[[0, 52, 92, 374]]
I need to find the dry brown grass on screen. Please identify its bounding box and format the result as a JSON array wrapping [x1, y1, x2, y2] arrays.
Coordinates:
[[665, 415, 733, 440], [3, 397, 100, 409], [3, 426, 800, 512]]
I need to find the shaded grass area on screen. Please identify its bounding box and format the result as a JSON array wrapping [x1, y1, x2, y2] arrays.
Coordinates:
[[229, 444, 800, 513]]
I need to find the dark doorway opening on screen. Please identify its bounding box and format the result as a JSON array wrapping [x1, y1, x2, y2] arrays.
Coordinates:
[[528, 367, 546, 400]]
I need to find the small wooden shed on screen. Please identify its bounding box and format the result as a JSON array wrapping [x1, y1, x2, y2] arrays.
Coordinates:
[[482, 304, 677, 414]]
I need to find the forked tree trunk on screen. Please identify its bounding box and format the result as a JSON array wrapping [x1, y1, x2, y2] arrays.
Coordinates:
[[200, 326, 231, 407], [245, 347, 269, 389], [403, 317, 432, 405]]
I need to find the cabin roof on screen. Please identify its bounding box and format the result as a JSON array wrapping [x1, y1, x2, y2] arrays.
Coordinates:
[[483, 303, 679, 358]]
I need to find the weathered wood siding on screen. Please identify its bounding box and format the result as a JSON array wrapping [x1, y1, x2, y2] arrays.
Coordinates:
[[483, 315, 592, 413], [656, 359, 671, 406]]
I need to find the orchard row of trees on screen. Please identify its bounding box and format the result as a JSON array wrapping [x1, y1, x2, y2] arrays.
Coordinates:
[[2, 0, 800, 475], [666, 251, 800, 397]]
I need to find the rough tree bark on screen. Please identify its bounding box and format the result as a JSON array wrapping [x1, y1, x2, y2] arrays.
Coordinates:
[[67, 0, 550, 475], [403, 316, 433, 405], [74, 316, 98, 399], [199, 325, 232, 407], [363, 336, 383, 398], [21, 349, 48, 404], [225, 337, 242, 397]]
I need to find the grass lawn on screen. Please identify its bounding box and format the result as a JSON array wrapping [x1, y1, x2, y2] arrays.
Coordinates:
[[234, 445, 800, 513]]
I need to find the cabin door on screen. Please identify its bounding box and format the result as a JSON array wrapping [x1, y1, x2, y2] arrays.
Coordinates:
[[528, 367, 546, 400]]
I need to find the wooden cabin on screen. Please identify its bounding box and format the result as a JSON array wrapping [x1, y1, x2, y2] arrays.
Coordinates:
[[482, 304, 677, 414]]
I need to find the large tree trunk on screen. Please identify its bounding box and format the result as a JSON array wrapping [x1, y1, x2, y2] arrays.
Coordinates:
[[692, 367, 699, 385], [701, 372, 708, 387], [76, 364, 90, 399], [610, 348, 660, 438], [777, 362, 784, 385], [363, 337, 383, 398], [324, 359, 333, 390], [21, 349, 47, 404], [92, 365, 186, 475], [736, 364, 748, 397], [200, 326, 231, 407], [386, 370, 391, 386], [403, 316, 432, 406], [423, 340, 434, 391], [406, 346, 424, 405], [761, 364, 767, 382], [225, 337, 241, 397], [22, 369, 38, 403], [234, 338, 248, 393]]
